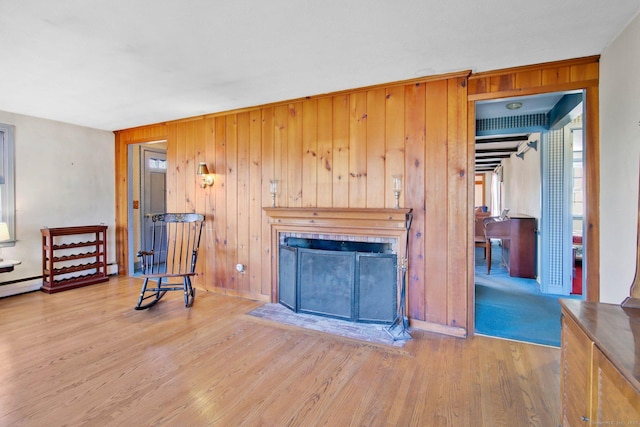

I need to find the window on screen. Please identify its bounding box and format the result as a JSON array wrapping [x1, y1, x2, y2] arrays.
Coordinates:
[[147, 157, 167, 170], [0, 123, 15, 247]]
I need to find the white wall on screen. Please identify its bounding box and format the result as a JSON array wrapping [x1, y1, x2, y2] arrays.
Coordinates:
[[600, 12, 640, 303], [501, 135, 542, 220], [0, 111, 115, 296]]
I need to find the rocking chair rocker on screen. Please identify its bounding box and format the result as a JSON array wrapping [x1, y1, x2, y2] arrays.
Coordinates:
[[135, 213, 205, 310]]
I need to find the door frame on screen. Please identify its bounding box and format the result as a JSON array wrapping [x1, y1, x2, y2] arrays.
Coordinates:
[[126, 139, 168, 275], [466, 56, 601, 334]]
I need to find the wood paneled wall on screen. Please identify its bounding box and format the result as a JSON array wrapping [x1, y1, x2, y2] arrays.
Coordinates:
[[116, 71, 471, 336], [115, 56, 600, 337]]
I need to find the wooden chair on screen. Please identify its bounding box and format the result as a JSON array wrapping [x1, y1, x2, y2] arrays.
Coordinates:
[[474, 217, 488, 258], [135, 213, 205, 310], [474, 211, 491, 258]]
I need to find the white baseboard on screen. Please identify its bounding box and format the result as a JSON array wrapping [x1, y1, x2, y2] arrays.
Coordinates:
[[0, 278, 42, 298], [0, 263, 119, 299]]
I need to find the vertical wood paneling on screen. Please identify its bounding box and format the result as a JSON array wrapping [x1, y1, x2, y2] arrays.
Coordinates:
[[213, 117, 227, 290], [203, 117, 217, 290], [165, 124, 179, 212], [261, 108, 275, 297], [385, 87, 405, 209], [274, 105, 288, 208], [317, 98, 333, 207], [302, 99, 318, 207], [184, 122, 198, 214], [515, 70, 542, 89], [236, 112, 250, 294], [225, 115, 239, 290], [404, 83, 426, 322], [446, 77, 468, 329], [192, 120, 208, 287], [333, 95, 350, 207], [542, 66, 571, 86], [424, 80, 449, 323], [366, 89, 386, 207], [571, 62, 599, 82], [249, 110, 263, 297], [287, 103, 303, 207], [175, 123, 188, 212], [349, 92, 367, 207]]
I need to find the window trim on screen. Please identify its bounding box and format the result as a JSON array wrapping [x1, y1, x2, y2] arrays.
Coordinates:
[[0, 122, 16, 247]]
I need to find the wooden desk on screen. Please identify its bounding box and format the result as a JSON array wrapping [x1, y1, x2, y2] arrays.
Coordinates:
[[484, 215, 536, 278], [560, 299, 640, 425]]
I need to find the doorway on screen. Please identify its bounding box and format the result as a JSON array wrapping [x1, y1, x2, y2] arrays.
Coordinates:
[[473, 91, 586, 345], [127, 141, 167, 275]]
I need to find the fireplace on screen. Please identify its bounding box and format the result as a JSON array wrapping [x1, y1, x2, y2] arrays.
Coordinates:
[[264, 208, 412, 325], [279, 236, 397, 323]]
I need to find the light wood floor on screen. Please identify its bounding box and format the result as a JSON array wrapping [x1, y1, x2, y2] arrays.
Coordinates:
[[0, 276, 561, 426]]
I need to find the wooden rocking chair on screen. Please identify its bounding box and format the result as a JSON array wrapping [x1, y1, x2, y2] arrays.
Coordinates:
[[135, 213, 205, 310]]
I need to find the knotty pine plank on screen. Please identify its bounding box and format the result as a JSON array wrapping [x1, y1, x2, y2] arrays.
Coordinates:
[[183, 120, 198, 214], [202, 117, 217, 291], [384, 86, 405, 210], [260, 107, 275, 297], [301, 98, 318, 207], [273, 105, 288, 208], [225, 114, 239, 292], [365, 88, 386, 208], [248, 109, 263, 297], [423, 79, 449, 323], [316, 97, 334, 207], [175, 122, 189, 213], [404, 82, 426, 326], [287, 103, 303, 208], [165, 123, 179, 212], [348, 91, 367, 208], [332, 95, 350, 208], [192, 119, 208, 287], [213, 116, 228, 290], [446, 77, 469, 329], [236, 112, 251, 295], [0, 276, 561, 426]]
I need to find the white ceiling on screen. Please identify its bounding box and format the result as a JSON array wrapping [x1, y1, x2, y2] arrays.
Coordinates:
[[1, 0, 639, 131]]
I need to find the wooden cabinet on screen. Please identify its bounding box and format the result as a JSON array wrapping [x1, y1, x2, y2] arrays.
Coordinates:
[[560, 299, 640, 426], [41, 225, 109, 293]]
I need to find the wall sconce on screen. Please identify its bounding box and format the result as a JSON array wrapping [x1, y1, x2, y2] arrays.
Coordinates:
[[393, 174, 402, 209], [196, 162, 213, 188], [515, 140, 538, 160], [197, 162, 214, 188], [270, 180, 278, 207]]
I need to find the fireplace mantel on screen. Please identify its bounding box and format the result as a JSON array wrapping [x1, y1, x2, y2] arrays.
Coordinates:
[[263, 207, 412, 303], [263, 207, 412, 230]]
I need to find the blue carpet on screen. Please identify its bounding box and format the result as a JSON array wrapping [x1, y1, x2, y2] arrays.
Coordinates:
[[474, 244, 575, 347]]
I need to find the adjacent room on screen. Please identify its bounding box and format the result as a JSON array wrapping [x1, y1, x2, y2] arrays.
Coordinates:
[[1, 1, 640, 425]]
